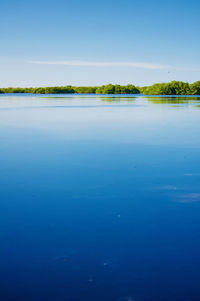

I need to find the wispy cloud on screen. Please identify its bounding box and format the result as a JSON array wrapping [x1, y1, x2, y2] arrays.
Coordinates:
[[29, 60, 169, 70]]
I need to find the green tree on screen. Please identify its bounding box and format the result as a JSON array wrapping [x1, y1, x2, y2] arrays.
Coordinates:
[[190, 81, 200, 95]]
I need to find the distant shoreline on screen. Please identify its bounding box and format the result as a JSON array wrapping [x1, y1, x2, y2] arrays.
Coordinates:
[[0, 81, 200, 95]]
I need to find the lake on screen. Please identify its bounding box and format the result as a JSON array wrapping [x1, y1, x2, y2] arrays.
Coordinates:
[[0, 94, 200, 301]]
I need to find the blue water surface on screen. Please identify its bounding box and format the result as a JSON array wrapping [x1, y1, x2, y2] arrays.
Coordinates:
[[0, 94, 200, 301]]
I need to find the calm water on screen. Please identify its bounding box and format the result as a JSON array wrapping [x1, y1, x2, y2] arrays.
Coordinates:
[[1, 94, 200, 301]]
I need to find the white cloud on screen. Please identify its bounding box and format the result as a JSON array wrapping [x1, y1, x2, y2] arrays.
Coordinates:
[[29, 60, 169, 70]]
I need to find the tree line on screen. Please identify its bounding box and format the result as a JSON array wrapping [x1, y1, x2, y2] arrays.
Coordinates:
[[0, 81, 200, 95], [139, 81, 200, 95], [0, 84, 139, 95]]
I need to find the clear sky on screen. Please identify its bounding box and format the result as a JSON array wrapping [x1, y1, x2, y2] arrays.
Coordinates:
[[1, 0, 200, 87]]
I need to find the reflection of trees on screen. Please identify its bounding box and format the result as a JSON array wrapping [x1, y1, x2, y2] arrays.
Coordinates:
[[145, 96, 200, 104], [101, 96, 136, 103], [101, 95, 200, 105]]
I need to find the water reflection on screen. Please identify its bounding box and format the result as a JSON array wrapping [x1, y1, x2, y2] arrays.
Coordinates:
[[100, 96, 136, 103], [177, 193, 200, 203], [0, 95, 200, 301], [144, 96, 200, 104]]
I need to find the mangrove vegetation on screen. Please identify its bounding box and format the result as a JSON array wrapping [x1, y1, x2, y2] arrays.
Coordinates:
[[0, 81, 200, 95]]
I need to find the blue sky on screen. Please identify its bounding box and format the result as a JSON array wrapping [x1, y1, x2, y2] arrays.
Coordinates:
[[1, 0, 200, 87]]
